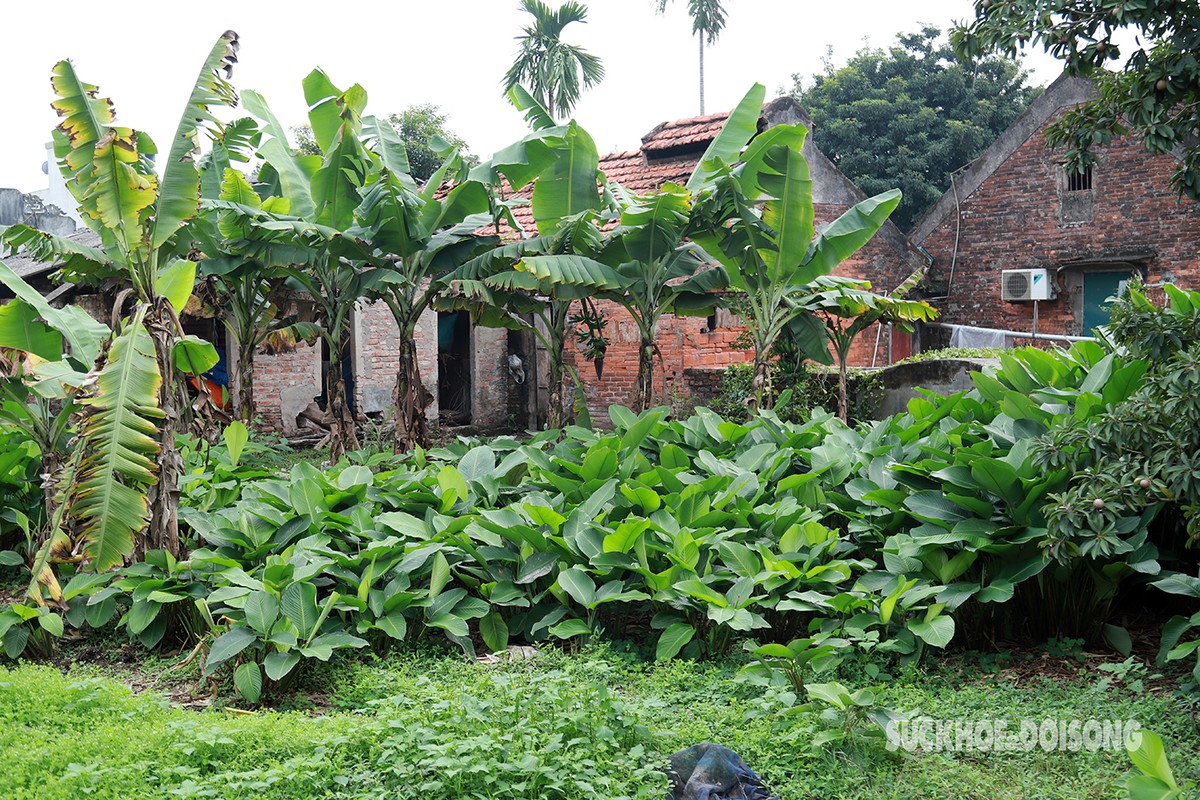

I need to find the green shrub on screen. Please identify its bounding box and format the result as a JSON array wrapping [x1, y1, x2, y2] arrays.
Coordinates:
[[897, 346, 1007, 364], [711, 361, 882, 425]]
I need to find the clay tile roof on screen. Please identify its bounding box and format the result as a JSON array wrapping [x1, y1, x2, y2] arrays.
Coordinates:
[[640, 112, 731, 155]]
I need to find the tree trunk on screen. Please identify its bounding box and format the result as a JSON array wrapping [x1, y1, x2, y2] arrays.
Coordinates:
[[547, 355, 566, 430], [837, 359, 849, 423], [142, 301, 182, 560], [393, 335, 431, 452], [698, 36, 706, 115], [635, 338, 655, 412], [326, 330, 359, 463], [235, 339, 255, 423], [748, 354, 773, 414], [40, 450, 61, 524]]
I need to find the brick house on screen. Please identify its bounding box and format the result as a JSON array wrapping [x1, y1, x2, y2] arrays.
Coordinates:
[[910, 74, 1200, 345]]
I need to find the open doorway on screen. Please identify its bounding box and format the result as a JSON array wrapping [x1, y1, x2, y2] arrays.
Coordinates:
[[180, 313, 230, 413], [438, 311, 472, 425]]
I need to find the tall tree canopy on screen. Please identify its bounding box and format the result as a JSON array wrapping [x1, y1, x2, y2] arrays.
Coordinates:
[[953, 0, 1200, 200], [291, 103, 474, 183], [503, 0, 605, 119], [794, 26, 1038, 231], [653, 0, 728, 114]]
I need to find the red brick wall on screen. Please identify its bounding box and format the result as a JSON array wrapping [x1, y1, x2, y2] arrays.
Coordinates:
[[562, 299, 754, 417], [352, 301, 439, 420], [918, 115, 1200, 336], [253, 342, 321, 435]]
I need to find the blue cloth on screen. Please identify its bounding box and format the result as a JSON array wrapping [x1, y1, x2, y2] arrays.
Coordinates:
[[206, 349, 229, 387], [665, 744, 778, 800]]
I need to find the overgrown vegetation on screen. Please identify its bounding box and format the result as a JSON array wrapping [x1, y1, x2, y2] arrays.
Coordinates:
[[2, 644, 1197, 800]]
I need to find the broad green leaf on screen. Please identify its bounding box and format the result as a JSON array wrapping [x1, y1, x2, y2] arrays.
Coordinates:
[[172, 335, 218, 375], [687, 84, 765, 191], [580, 446, 618, 482], [72, 314, 163, 572], [557, 567, 596, 607], [760, 143, 815, 282], [548, 618, 592, 639], [908, 615, 955, 648], [263, 650, 301, 681], [244, 591, 279, 635], [800, 189, 902, 282], [1127, 731, 1177, 788], [280, 582, 319, 635], [234, 661, 263, 703], [531, 122, 599, 234], [205, 626, 258, 673], [0, 300, 62, 360], [438, 466, 469, 510], [0, 260, 108, 365], [242, 90, 316, 220], [428, 552, 452, 602], [158, 259, 197, 314], [655, 622, 695, 661], [152, 32, 241, 250], [480, 611, 509, 653], [223, 421, 249, 467]]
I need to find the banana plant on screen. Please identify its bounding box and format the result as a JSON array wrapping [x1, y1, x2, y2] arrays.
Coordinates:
[[0, 34, 240, 569], [190, 116, 314, 424], [217, 71, 498, 455], [689, 95, 904, 410], [488, 86, 749, 411], [797, 270, 938, 421], [442, 210, 628, 429]]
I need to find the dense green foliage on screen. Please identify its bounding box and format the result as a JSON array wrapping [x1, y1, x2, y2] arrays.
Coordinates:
[[1, 646, 1197, 799], [8, 311, 1199, 704], [710, 361, 883, 426], [795, 26, 1038, 230], [953, 0, 1200, 199]]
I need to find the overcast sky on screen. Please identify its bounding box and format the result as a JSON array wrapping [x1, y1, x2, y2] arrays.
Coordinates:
[[0, 0, 1067, 192]]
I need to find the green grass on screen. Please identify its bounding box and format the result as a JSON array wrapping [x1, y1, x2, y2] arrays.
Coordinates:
[[1, 644, 1197, 799]]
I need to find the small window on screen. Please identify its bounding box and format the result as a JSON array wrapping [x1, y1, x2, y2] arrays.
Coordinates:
[[1066, 165, 1093, 192]]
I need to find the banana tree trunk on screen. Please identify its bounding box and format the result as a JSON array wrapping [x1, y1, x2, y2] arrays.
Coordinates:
[[635, 338, 655, 412], [749, 354, 773, 413], [142, 301, 183, 559], [326, 330, 359, 463], [393, 335, 430, 452], [40, 450, 61, 523], [234, 338, 255, 423], [837, 359, 849, 423], [547, 356, 566, 430]]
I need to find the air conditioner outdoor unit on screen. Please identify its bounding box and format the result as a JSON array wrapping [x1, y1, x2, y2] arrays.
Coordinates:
[[1001, 268, 1055, 301]]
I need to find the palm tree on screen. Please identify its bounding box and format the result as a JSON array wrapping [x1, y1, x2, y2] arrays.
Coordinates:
[[503, 0, 605, 119], [654, 0, 728, 114]]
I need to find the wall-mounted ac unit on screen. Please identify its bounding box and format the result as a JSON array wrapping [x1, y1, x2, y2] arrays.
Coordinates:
[[1001, 268, 1055, 301]]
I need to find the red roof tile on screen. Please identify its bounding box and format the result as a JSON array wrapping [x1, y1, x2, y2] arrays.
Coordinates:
[[640, 111, 730, 155]]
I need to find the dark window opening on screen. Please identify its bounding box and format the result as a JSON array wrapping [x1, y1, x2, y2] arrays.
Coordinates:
[[438, 311, 472, 426], [1066, 165, 1093, 192]]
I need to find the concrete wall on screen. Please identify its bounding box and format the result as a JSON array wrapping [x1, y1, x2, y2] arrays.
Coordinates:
[[876, 358, 998, 418]]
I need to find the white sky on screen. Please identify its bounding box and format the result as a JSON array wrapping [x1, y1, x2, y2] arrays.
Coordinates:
[[0, 0, 1068, 192]]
